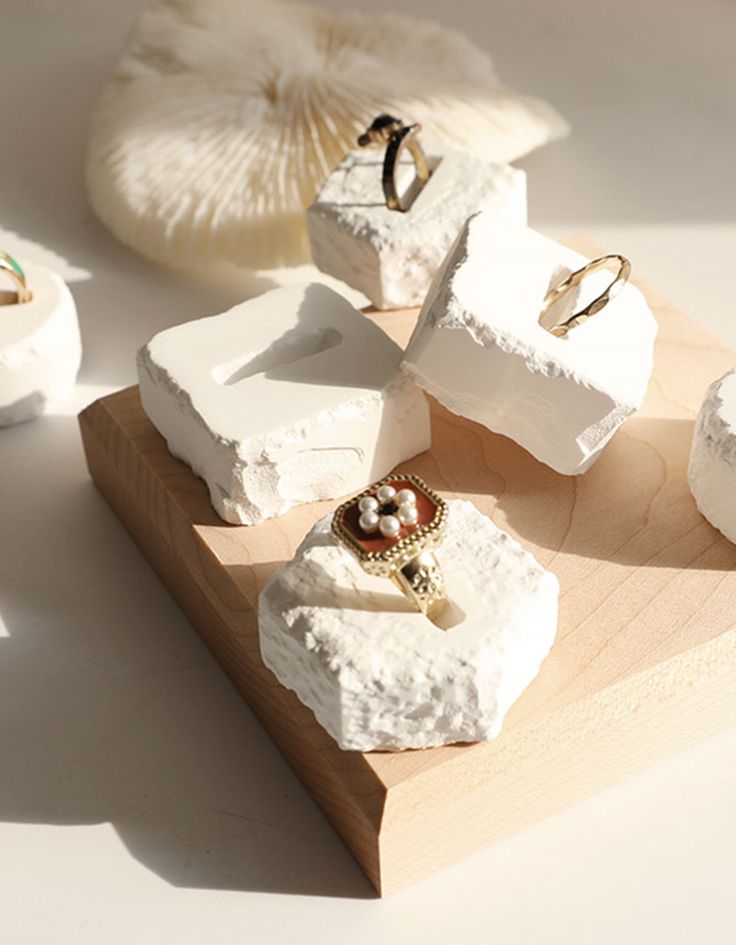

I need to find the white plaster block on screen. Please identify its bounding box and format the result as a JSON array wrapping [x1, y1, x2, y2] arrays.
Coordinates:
[[259, 499, 559, 752], [402, 215, 658, 475], [137, 284, 431, 525], [307, 149, 526, 311], [0, 263, 81, 426], [688, 367, 736, 544]]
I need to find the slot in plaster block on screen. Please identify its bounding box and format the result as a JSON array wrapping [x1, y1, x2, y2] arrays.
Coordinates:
[[688, 367, 736, 543], [259, 498, 559, 752], [0, 263, 81, 426], [307, 149, 526, 311], [137, 284, 431, 524], [401, 215, 658, 475]]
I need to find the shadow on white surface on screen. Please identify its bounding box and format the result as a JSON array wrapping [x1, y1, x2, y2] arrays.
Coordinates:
[[0, 411, 373, 899], [0, 3, 366, 901]]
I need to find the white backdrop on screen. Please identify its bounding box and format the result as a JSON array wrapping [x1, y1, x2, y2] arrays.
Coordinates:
[[1, 1, 735, 942]]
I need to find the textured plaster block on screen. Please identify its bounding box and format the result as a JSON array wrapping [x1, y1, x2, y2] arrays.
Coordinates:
[[0, 263, 81, 426], [402, 215, 658, 475], [259, 499, 559, 752], [307, 149, 526, 310], [688, 367, 736, 543], [137, 284, 431, 525]]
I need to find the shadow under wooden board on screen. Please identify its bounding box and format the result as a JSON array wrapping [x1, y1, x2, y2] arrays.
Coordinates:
[[78, 240, 736, 896]]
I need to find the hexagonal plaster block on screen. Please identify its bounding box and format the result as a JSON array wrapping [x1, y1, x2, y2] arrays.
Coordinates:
[[688, 367, 736, 544], [259, 498, 559, 751], [0, 262, 81, 427], [307, 149, 526, 310], [137, 284, 431, 525], [401, 215, 658, 475]]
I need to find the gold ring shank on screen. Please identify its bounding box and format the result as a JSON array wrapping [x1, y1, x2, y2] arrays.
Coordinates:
[[540, 253, 631, 337], [382, 125, 430, 212], [0, 250, 33, 305], [390, 549, 447, 622]]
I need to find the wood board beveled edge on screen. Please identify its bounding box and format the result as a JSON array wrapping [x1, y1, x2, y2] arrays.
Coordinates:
[[78, 392, 390, 894], [76, 240, 736, 895], [78, 385, 736, 895]]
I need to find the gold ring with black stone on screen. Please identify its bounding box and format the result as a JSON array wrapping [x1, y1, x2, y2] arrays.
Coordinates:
[[357, 114, 431, 212]]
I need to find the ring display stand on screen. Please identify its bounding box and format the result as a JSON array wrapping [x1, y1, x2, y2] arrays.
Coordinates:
[[307, 149, 526, 310], [402, 216, 658, 475], [0, 262, 81, 426], [259, 500, 559, 752], [78, 240, 736, 896], [688, 367, 736, 544]]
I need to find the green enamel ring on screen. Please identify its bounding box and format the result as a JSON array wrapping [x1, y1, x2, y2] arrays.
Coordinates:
[[0, 250, 33, 304]]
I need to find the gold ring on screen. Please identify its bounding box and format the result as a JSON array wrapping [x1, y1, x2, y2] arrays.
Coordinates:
[[0, 250, 33, 305], [357, 114, 431, 212], [540, 254, 631, 337], [332, 473, 449, 623]]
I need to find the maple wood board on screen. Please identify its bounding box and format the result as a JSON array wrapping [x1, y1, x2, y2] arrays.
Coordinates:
[[78, 242, 736, 896]]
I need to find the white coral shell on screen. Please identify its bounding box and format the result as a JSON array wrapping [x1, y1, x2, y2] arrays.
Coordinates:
[[86, 0, 568, 270]]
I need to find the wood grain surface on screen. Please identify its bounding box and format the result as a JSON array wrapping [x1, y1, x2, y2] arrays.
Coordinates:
[[78, 241, 736, 895]]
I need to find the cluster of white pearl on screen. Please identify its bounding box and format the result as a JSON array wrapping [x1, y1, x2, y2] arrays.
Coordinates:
[[358, 484, 418, 538]]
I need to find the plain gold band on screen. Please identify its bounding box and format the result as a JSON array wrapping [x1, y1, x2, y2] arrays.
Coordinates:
[[0, 251, 33, 305], [540, 254, 631, 337]]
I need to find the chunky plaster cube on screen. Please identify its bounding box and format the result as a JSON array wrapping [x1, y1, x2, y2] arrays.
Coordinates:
[[0, 263, 81, 426], [688, 367, 736, 544], [307, 149, 526, 311], [259, 498, 559, 751], [402, 215, 658, 475], [137, 284, 431, 525]]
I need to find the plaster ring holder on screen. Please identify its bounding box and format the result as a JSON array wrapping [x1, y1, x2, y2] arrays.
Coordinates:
[[400, 216, 658, 476], [332, 473, 449, 623], [0, 257, 82, 427], [357, 114, 431, 212], [0, 251, 33, 305], [540, 253, 631, 337], [307, 149, 527, 311]]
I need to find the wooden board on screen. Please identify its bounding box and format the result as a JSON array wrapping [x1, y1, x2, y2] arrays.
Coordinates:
[[78, 242, 736, 896]]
